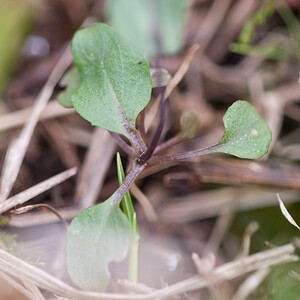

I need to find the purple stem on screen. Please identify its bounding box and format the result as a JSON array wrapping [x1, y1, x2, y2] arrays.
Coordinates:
[[110, 132, 136, 157], [126, 128, 147, 154], [150, 143, 222, 164], [137, 88, 167, 165], [107, 161, 146, 213], [153, 135, 181, 155]]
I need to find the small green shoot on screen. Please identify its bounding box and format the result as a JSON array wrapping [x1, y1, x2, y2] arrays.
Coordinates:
[[117, 153, 139, 283], [116, 153, 135, 228]]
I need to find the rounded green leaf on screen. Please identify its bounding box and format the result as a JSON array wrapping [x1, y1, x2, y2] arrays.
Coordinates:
[[71, 23, 151, 139], [66, 198, 133, 292], [218, 101, 272, 159]]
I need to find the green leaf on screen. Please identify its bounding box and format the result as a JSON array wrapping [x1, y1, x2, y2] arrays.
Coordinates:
[[116, 154, 139, 283], [71, 23, 151, 140], [66, 197, 133, 292], [106, 0, 188, 57], [217, 101, 272, 159], [116, 153, 135, 227], [57, 67, 80, 108]]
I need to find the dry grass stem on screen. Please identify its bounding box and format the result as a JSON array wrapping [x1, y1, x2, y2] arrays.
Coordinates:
[[116, 279, 155, 294], [0, 101, 75, 133], [195, 0, 232, 49], [0, 243, 296, 300], [155, 244, 297, 299], [10, 203, 69, 227], [232, 268, 270, 300], [259, 93, 284, 157], [9, 207, 80, 227], [22, 280, 46, 300], [75, 128, 116, 209], [203, 194, 238, 255], [275, 143, 300, 160], [0, 167, 77, 215], [192, 252, 216, 276], [192, 253, 219, 299], [158, 188, 300, 223], [61, 124, 92, 147], [130, 183, 158, 223], [277, 193, 300, 231], [165, 44, 200, 99], [209, 0, 259, 62], [0, 46, 73, 203], [41, 120, 80, 168], [199, 55, 247, 89], [270, 83, 300, 104], [237, 221, 259, 258], [0, 271, 39, 300], [191, 157, 300, 190]]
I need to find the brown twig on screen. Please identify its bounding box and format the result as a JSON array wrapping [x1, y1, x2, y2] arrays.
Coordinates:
[[9, 203, 69, 228], [0, 101, 75, 133], [0, 167, 77, 215], [0, 243, 296, 299], [110, 132, 136, 157], [130, 183, 158, 223], [75, 128, 116, 209], [0, 46, 73, 203]]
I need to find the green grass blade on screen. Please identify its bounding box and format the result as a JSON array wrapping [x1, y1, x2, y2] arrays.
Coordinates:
[[116, 153, 135, 227]]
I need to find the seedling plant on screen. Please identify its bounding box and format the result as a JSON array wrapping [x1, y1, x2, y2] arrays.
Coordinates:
[[61, 23, 272, 292]]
